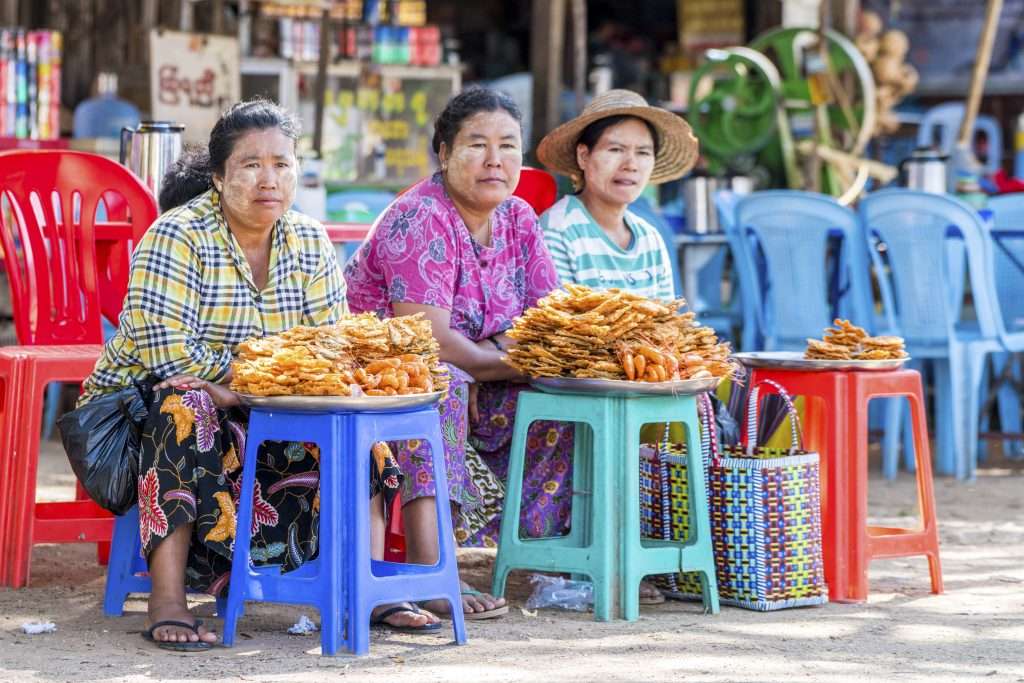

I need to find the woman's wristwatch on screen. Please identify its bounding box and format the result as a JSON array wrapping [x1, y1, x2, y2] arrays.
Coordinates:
[[488, 335, 505, 352]]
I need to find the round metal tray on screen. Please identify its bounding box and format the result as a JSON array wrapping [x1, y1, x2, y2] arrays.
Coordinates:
[[732, 351, 909, 372], [530, 375, 722, 397], [240, 390, 443, 412]]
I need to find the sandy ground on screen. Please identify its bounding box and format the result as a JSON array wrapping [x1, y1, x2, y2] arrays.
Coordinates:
[[1, 438, 1023, 683]]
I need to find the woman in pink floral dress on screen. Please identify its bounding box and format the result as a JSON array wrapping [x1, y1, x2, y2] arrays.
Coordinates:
[[345, 87, 575, 619]]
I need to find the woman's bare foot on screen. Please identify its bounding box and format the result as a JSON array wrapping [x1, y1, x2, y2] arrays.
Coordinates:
[[146, 600, 218, 644], [639, 580, 666, 604], [371, 602, 440, 629], [422, 581, 508, 617]]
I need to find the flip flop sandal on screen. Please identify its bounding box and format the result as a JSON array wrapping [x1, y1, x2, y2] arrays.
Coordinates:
[[371, 604, 443, 634], [461, 589, 509, 621], [142, 619, 214, 652]]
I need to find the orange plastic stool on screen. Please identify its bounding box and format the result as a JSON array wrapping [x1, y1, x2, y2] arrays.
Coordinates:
[[3, 345, 113, 587], [747, 367, 943, 602]]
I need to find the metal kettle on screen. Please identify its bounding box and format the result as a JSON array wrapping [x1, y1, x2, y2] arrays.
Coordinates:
[[120, 121, 185, 201], [681, 173, 754, 234], [682, 172, 725, 234], [899, 147, 948, 194]]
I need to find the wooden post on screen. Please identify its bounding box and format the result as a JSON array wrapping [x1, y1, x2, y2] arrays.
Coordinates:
[[211, 0, 226, 35], [958, 0, 1004, 146], [830, 0, 859, 37], [0, 0, 17, 25], [530, 0, 566, 154], [570, 0, 586, 115], [57, 0, 96, 107], [312, 7, 331, 158]]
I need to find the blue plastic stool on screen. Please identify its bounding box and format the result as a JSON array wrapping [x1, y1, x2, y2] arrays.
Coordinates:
[[492, 390, 719, 621], [221, 405, 466, 656], [102, 507, 226, 616]]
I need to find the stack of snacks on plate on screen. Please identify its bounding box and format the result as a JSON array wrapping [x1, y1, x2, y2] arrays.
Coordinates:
[[855, 335, 908, 360], [804, 319, 908, 361], [230, 313, 448, 397], [506, 284, 737, 383]]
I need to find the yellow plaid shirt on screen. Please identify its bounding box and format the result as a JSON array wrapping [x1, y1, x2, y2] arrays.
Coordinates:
[[81, 189, 347, 403]]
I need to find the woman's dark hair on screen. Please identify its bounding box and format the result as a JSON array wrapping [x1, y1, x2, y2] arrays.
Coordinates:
[[158, 98, 301, 211], [431, 86, 522, 154], [575, 114, 661, 156], [158, 145, 214, 213]]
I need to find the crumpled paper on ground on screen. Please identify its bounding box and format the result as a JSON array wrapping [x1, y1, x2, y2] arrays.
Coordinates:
[[21, 622, 57, 635], [287, 614, 319, 635]]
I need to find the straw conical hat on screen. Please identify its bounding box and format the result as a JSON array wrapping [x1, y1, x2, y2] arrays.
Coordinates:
[[536, 89, 699, 185]]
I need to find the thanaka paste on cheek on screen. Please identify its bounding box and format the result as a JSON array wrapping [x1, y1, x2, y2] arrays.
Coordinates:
[[278, 166, 297, 206]]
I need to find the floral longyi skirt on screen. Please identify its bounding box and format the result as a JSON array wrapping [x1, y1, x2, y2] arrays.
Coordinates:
[[137, 387, 402, 595]]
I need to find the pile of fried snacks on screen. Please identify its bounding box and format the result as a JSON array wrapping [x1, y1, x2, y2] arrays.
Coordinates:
[[805, 319, 908, 360], [506, 284, 737, 382], [230, 313, 448, 397]]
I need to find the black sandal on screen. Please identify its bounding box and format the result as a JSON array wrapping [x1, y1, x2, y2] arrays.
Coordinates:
[[142, 619, 215, 652], [371, 604, 442, 634]]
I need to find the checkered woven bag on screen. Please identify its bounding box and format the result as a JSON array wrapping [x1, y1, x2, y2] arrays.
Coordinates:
[[641, 381, 828, 610]]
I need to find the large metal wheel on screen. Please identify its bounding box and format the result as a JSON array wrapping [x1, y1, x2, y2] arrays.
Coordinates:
[[750, 27, 877, 197]]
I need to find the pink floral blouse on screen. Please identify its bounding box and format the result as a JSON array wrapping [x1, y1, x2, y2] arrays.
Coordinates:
[[344, 173, 560, 341]]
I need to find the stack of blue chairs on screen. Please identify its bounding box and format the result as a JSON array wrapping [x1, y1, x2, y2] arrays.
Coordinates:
[[720, 189, 1022, 480]]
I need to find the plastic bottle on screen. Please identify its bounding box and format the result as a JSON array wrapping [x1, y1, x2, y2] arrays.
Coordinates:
[[293, 156, 327, 221], [72, 72, 140, 139]]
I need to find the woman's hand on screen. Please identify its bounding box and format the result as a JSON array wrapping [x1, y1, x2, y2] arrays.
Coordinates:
[[473, 337, 528, 384], [492, 332, 516, 351], [155, 375, 241, 409], [392, 302, 524, 383]]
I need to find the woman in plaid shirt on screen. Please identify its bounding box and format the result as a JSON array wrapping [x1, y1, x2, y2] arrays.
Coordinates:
[[79, 100, 437, 650]]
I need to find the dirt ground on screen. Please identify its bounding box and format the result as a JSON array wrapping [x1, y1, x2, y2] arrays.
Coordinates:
[[2, 438, 1023, 683]]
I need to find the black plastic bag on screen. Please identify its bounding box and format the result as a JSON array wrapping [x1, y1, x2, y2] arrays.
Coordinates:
[[57, 378, 156, 515]]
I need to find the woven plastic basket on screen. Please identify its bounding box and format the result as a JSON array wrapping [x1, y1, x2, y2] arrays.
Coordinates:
[[641, 382, 828, 610]]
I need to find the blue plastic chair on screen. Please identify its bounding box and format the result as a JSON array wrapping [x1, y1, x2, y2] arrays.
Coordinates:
[[734, 191, 874, 351], [628, 196, 684, 298], [693, 246, 740, 341], [916, 102, 1003, 177], [633, 196, 740, 341], [717, 190, 763, 351], [732, 191, 915, 472], [102, 508, 225, 616], [221, 405, 466, 656], [979, 195, 1024, 458], [859, 190, 1016, 480]]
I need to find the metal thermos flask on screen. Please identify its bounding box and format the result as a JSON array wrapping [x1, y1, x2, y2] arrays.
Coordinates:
[[120, 121, 185, 201]]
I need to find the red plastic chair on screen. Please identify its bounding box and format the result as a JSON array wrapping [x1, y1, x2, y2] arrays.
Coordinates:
[[0, 150, 157, 587], [746, 367, 943, 602], [513, 167, 558, 215], [393, 167, 558, 215]]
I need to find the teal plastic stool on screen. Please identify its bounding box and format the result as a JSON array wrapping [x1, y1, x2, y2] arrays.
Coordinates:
[[492, 389, 720, 621]]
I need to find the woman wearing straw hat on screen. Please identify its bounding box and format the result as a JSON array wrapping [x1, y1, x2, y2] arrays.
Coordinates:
[[537, 89, 698, 299], [536, 90, 699, 605]]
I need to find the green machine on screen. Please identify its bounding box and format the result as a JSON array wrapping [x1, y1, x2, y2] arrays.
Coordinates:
[[688, 27, 877, 201]]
